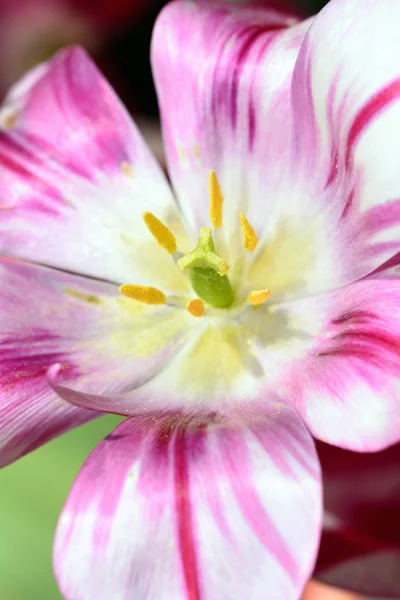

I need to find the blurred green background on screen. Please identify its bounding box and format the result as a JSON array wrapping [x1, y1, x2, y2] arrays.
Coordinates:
[[0, 415, 123, 600]]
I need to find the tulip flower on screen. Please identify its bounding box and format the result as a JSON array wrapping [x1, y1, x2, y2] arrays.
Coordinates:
[[0, 0, 399, 598]]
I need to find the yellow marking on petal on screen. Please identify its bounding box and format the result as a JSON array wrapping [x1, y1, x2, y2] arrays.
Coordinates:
[[239, 212, 258, 252], [143, 212, 177, 254], [178, 146, 186, 160], [119, 284, 166, 305], [186, 299, 205, 318], [64, 288, 102, 305], [209, 170, 224, 228], [193, 144, 201, 158], [179, 325, 245, 394], [121, 161, 134, 177], [247, 217, 317, 297], [107, 298, 188, 360], [247, 289, 271, 306]]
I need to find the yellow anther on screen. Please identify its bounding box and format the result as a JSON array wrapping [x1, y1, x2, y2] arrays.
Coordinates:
[[209, 170, 224, 228], [143, 212, 177, 254], [248, 289, 271, 306], [186, 298, 205, 318], [119, 284, 166, 305], [239, 212, 258, 252]]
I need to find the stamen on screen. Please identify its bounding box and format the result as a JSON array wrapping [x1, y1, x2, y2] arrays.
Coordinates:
[[248, 289, 271, 306], [143, 212, 177, 254], [119, 284, 166, 305], [186, 299, 205, 318], [209, 170, 224, 228], [239, 212, 258, 252]]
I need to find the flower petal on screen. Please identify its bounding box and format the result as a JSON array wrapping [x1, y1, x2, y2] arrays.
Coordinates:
[[54, 408, 321, 600], [291, 0, 400, 283], [0, 259, 191, 467], [0, 46, 188, 290], [152, 1, 313, 268], [286, 269, 400, 451], [315, 440, 400, 598]]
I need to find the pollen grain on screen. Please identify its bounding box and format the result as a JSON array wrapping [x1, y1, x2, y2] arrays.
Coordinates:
[[248, 289, 271, 306], [209, 170, 224, 229], [121, 161, 134, 177], [143, 212, 177, 254], [186, 298, 206, 318], [239, 212, 258, 252], [119, 284, 166, 305]]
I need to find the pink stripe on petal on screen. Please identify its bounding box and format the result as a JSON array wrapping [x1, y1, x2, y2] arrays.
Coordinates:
[[365, 198, 400, 234], [367, 251, 400, 277], [292, 39, 320, 170], [54, 408, 321, 600], [174, 429, 202, 600], [345, 78, 400, 170]]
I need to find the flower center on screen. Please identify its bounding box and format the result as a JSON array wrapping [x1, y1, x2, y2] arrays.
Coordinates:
[[177, 227, 233, 308], [119, 171, 271, 316]]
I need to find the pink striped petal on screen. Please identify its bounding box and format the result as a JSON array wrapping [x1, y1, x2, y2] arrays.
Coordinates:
[[0, 47, 185, 289], [0, 259, 191, 467], [315, 440, 400, 598], [233, 261, 400, 452], [54, 408, 322, 600], [152, 2, 314, 268], [291, 0, 400, 283], [287, 270, 400, 451]]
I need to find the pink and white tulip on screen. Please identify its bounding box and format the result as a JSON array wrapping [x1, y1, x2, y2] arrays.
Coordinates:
[[0, 0, 399, 598]]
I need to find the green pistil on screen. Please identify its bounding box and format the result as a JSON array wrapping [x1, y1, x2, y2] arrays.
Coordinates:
[[178, 228, 234, 308]]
